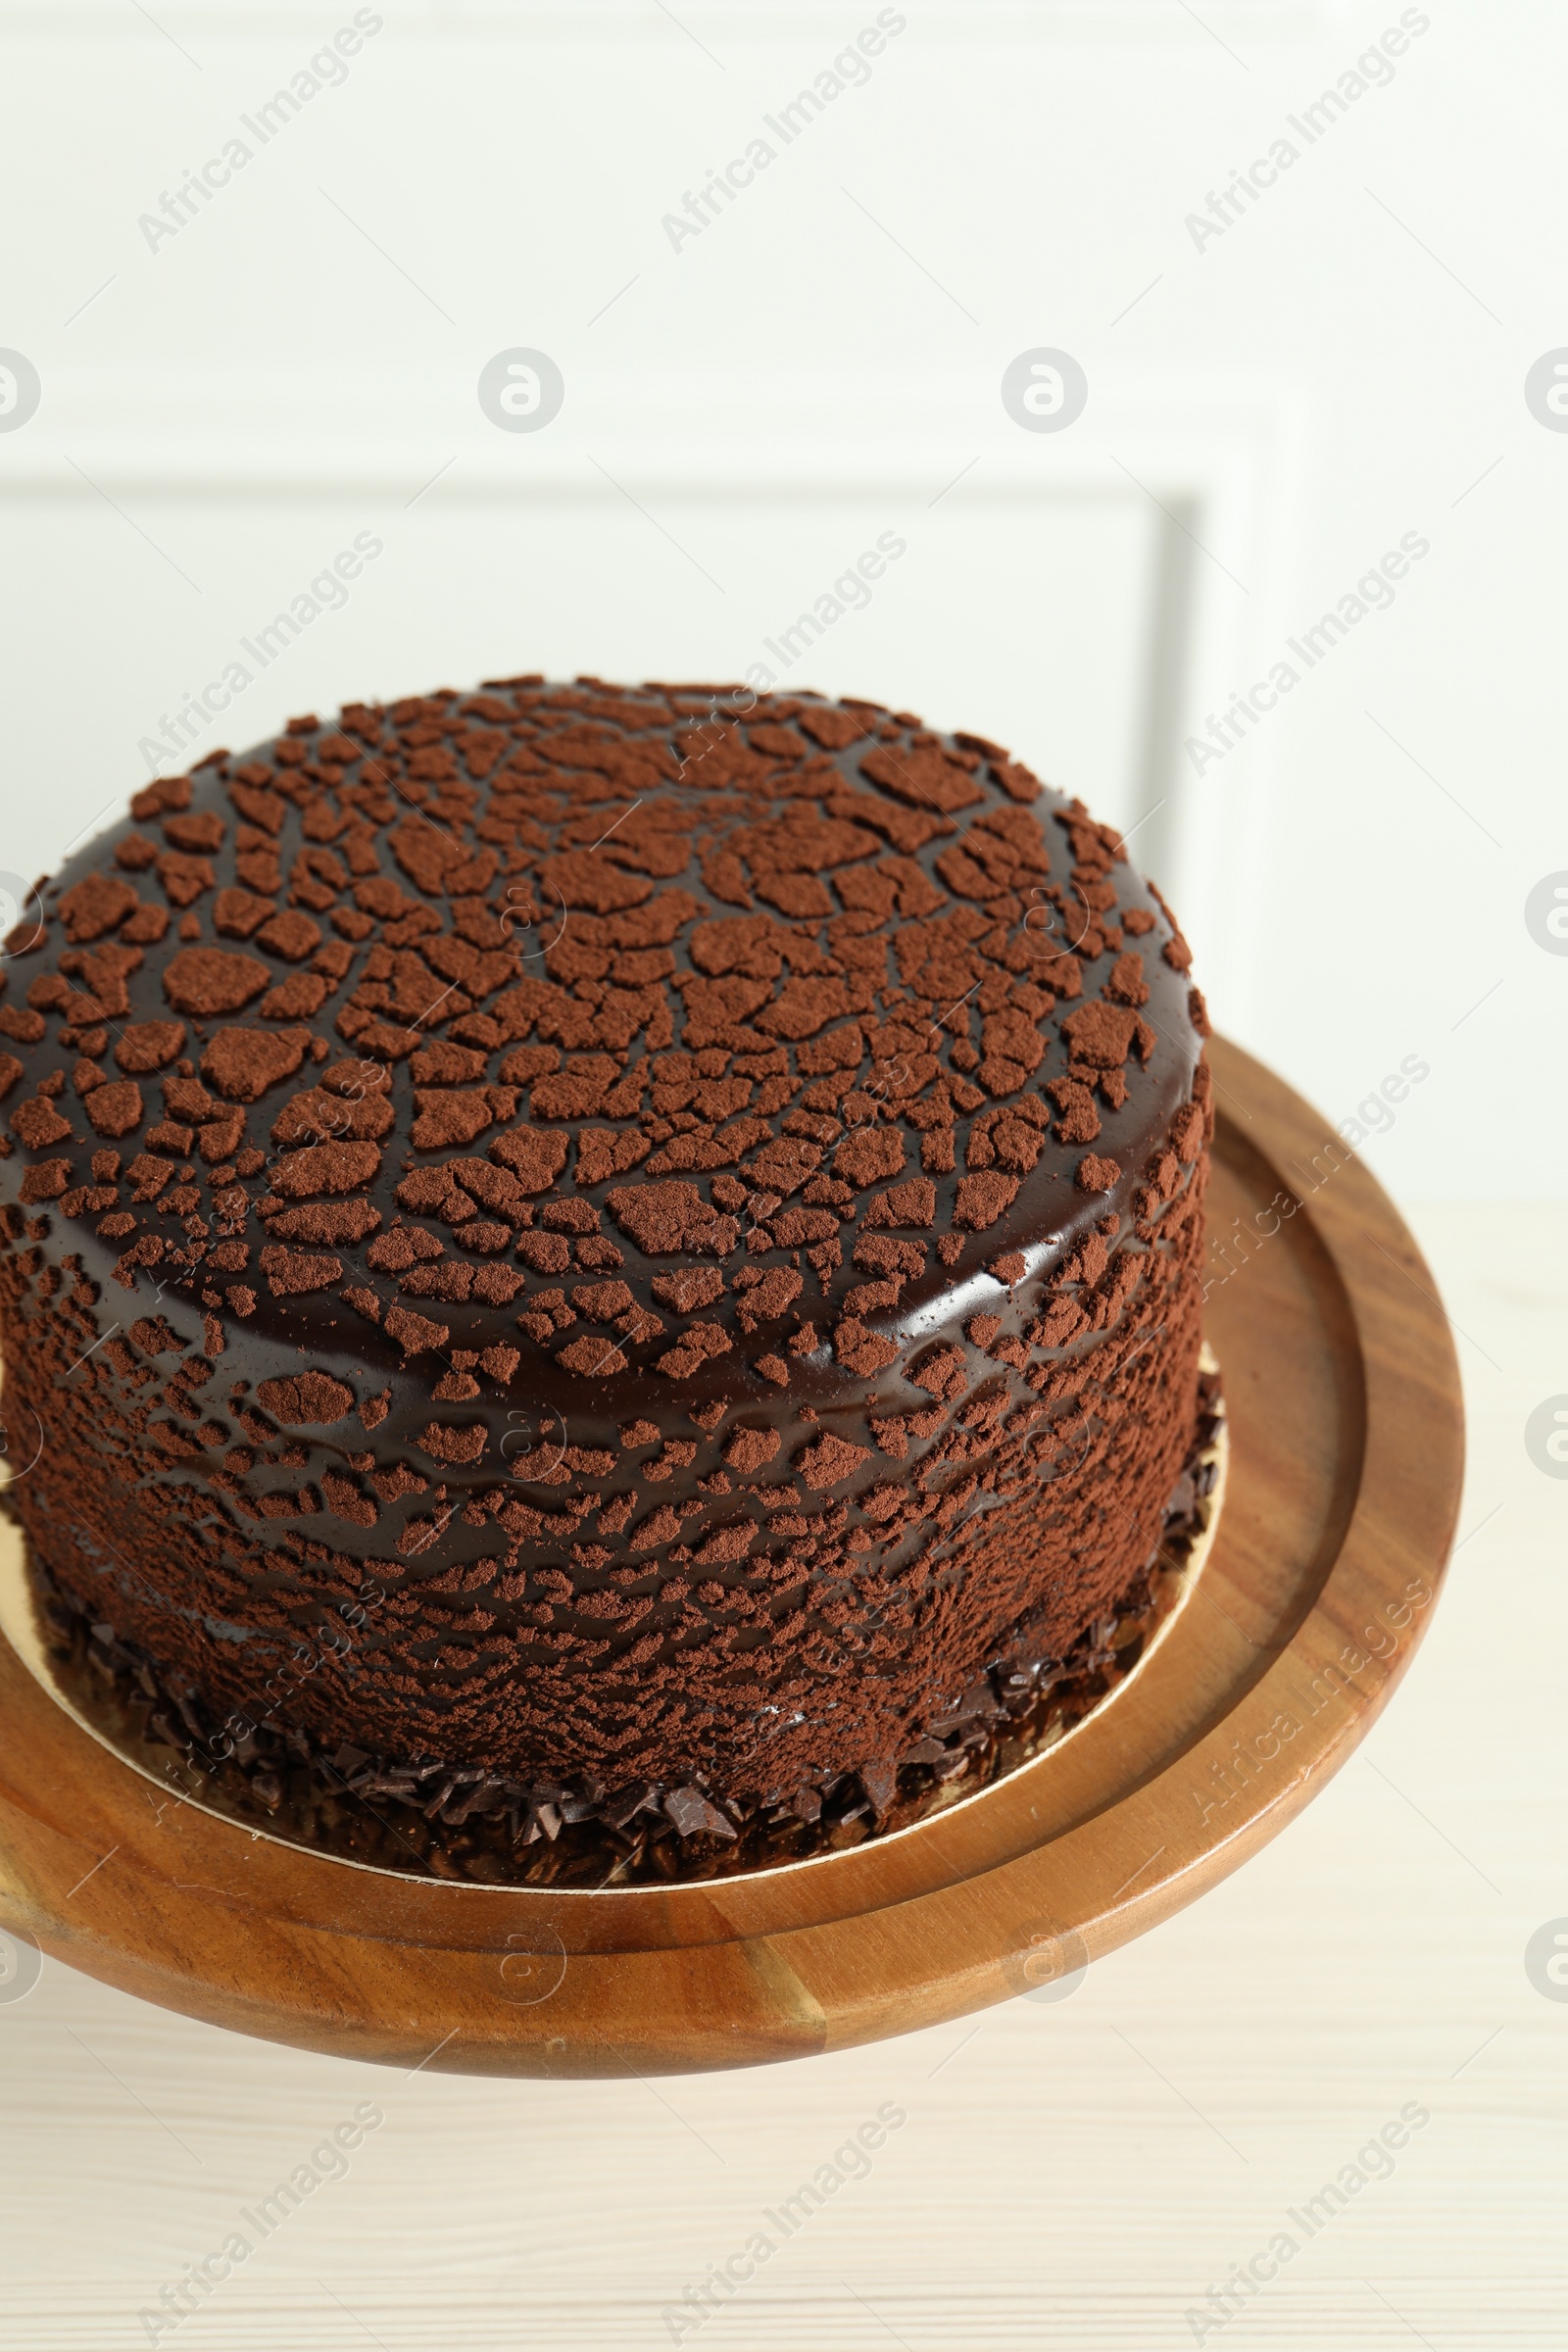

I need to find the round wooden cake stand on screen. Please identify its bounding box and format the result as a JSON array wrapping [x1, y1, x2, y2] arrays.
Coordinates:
[[0, 1038, 1463, 2077]]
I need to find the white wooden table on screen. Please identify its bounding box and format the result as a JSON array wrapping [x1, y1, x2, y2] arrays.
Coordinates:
[[0, 1200, 1560, 2351]]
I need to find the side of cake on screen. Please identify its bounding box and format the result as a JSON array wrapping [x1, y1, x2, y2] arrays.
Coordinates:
[[0, 680, 1212, 1865]]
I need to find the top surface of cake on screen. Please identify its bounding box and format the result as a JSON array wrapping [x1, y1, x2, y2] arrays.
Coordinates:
[[0, 678, 1205, 1417]]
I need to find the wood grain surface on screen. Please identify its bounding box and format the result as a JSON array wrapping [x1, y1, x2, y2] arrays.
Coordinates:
[[0, 1039, 1464, 2081]]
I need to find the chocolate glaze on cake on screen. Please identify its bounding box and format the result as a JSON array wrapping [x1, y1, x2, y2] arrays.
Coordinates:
[[29, 1364, 1224, 1885], [0, 679, 1212, 1847]]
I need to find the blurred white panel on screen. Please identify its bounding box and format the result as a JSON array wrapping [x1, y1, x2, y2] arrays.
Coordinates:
[[0, 474, 1162, 862]]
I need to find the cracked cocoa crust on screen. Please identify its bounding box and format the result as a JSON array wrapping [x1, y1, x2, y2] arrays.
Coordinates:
[[23, 1365, 1223, 1885], [0, 679, 1211, 1808]]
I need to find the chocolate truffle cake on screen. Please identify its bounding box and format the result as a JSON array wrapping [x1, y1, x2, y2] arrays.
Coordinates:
[[0, 678, 1213, 1879]]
